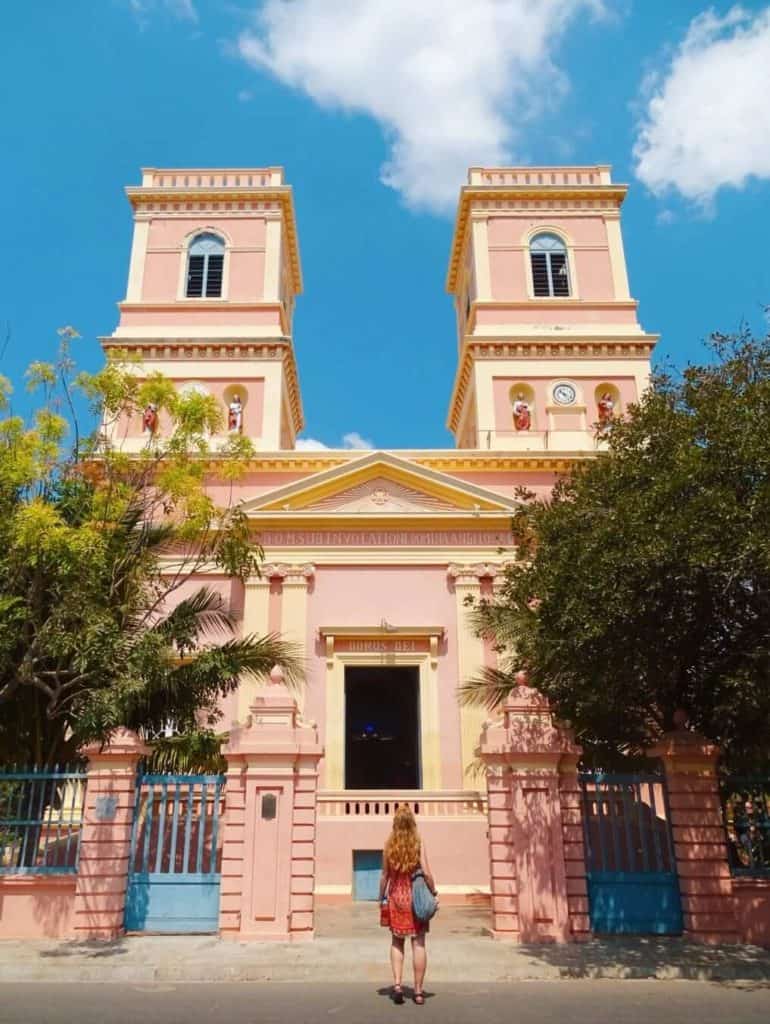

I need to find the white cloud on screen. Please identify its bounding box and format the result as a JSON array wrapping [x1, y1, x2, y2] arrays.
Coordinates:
[[128, 0, 198, 25], [341, 431, 374, 450], [634, 6, 770, 207], [295, 432, 375, 451], [237, 0, 607, 213]]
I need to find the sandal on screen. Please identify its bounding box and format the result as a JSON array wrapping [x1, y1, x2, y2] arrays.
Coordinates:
[[392, 985, 404, 1005], [414, 992, 425, 1005]]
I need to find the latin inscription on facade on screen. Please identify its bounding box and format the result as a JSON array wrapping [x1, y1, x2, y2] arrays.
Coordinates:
[[335, 638, 427, 653], [260, 530, 515, 547]]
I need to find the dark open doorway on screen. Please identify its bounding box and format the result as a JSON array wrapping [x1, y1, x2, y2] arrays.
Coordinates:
[[345, 666, 420, 790]]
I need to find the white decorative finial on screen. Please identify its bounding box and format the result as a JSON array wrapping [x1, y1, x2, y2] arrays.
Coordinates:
[[269, 664, 285, 686]]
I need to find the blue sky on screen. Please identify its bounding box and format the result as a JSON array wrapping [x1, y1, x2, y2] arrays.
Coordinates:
[[2, 1, 769, 449]]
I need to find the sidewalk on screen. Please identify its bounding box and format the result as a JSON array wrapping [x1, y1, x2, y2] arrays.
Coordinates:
[[1, 907, 769, 984]]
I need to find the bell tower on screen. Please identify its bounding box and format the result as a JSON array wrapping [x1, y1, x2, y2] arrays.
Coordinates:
[[446, 165, 658, 450], [103, 167, 304, 450]]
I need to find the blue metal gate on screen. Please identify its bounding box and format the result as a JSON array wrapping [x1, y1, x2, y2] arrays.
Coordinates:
[[579, 772, 682, 935], [125, 773, 225, 933]]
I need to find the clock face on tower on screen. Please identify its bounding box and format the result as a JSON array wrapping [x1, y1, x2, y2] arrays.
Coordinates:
[[553, 382, 577, 405]]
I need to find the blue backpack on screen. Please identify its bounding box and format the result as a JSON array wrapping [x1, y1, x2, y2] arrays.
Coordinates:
[[411, 869, 438, 922]]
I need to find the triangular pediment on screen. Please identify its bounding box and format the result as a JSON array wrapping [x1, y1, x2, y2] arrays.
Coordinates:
[[240, 452, 518, 517]]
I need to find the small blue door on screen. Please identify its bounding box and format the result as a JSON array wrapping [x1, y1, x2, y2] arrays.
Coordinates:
[[580, 772, 682, 935], [353, 850, 383, 901], [125, 774, 224, 933]]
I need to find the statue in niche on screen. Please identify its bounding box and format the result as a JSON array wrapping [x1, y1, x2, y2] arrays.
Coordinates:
[[142, 403, 158, 435], [512, 393, 531, 432], [228, 394, 243, 433], [597, 391, 615, 428]]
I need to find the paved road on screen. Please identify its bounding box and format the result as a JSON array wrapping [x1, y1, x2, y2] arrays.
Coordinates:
[[0, 982, 768, 1023]]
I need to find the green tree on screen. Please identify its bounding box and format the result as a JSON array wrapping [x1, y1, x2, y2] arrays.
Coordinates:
[[460, 328, 770, 770], [0, 328, 302, 767]]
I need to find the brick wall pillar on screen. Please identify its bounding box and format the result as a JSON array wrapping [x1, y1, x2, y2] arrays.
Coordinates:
[[73, 728, 149, 940], [647, 730, 740, 944], [219, 666, 323, 942], [479, 682, 585, 942]]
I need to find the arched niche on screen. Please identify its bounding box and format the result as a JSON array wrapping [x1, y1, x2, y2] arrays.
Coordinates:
[[594, 382, 621, 428], [223, 384, 248, 434], [509, 382, 536, 432], [177, 381, 212, 438]]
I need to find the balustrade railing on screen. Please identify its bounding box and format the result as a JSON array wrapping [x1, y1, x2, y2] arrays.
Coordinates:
[[318, 790, 486, 818], [721, 777, 770, 876], [0, 766, 86, 874]]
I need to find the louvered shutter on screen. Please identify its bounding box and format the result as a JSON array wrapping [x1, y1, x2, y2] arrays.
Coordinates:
[[531, 252, 550, 296], [186, 255, 205, 297], [550, 253, 569, 296], [205, 254, 224, 297]]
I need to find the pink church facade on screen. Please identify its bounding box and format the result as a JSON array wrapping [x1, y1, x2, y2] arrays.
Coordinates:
[[103, 164, 657, 908], [3, 165, 770, 947]]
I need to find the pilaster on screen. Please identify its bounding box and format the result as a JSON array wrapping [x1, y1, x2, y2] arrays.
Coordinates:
[[263, 212, 283, 303], [238, 572, 274, 721], [470, 213, 491, 302], [279, 564, 314, 713], [448, 563, 497, 780]]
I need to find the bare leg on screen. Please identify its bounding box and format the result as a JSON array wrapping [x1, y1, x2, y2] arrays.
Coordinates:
[[411, 933, 427, 996], [390, 935, 405, 989]]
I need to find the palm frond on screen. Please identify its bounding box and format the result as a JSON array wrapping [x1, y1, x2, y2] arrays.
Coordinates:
[[201, 633, 305, 691], [146, 729, 227, 774], [153, 586, 236, 638], [457, 666, 515, 710]]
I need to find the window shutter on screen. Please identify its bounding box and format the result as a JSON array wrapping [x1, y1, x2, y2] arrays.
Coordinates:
[[186, 254, 205, 297], [531, 253, 550, 296], [550, 253, 569, 296], [205, 254, 224, 297]]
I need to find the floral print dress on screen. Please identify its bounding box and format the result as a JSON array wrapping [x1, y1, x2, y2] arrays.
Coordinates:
[[387, 868, 428, 938]]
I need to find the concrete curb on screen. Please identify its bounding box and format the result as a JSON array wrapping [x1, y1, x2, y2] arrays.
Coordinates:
[[2, 935, 770, 985]]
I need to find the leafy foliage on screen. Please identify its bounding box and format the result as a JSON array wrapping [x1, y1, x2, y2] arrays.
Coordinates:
[[460, 328, 770, 770], [0, 329, 302, 766]]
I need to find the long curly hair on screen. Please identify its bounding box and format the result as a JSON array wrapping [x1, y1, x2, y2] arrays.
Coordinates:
[[384, 804, 421, 874]]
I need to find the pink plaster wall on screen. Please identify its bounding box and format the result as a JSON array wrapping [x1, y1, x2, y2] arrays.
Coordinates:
[[305, 566, 463, 790], [492, 376, 638, 434], [315, 817, 489, 894], [475, 305, 638, 326], [733, 879, 770, 948], [141, 217, 267, 304], [118, 307, 281, 327], [449, 470, 559, 503], [0, 877, 76, 938], [486, 215, 616, 301]]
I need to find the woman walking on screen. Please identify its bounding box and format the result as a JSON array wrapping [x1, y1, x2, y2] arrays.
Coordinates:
[[378, 804, 438, 1005]]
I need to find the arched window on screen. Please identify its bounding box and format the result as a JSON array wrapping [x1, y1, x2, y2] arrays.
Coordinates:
[[530, 233, 570, 297], [186, 233, 225, 297]]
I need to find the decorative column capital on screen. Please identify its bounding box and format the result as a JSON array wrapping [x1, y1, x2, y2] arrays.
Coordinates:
[[447, 562, 500, 587], [257, 562, 315, 585]]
